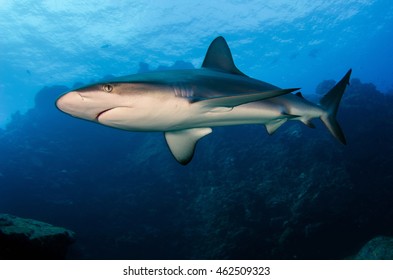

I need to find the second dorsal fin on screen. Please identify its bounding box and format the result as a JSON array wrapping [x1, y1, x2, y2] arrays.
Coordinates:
[[296, 92, 305, 98], [201, 36, 247, 77]]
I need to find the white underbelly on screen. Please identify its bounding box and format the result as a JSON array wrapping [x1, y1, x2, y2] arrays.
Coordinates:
[[97, 98, 286, 132]]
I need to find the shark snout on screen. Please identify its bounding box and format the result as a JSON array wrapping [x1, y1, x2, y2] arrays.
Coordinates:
[[56, 91, 83, 113], [55, 90, 116, 122], [55, 91, 96, 121]]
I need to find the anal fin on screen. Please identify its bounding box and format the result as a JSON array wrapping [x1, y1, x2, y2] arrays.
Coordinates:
[[164, 128, 212, 165], [302, 119, 315, 128]]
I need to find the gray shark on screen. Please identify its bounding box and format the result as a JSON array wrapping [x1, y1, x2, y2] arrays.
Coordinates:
[[56, 36, 351, 165]]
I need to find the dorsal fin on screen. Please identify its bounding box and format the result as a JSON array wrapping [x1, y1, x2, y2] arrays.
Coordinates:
[[202, 36, 247, 77], [296, 92, 305, 99]]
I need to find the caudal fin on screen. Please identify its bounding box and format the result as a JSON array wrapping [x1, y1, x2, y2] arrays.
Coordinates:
[[319, 69, 352, 144]]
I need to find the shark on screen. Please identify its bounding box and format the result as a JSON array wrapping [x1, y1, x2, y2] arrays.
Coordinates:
[[56, 36, 351, 165]]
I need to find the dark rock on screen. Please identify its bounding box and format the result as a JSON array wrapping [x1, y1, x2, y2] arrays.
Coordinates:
[[0, 214, 75, 259], [354, 236, 393, 260]]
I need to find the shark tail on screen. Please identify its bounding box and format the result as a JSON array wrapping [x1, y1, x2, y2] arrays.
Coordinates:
[[319, 69, 352, 144]]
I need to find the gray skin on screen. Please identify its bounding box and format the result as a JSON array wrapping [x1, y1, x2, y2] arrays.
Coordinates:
[[56, 36, 351, 164]]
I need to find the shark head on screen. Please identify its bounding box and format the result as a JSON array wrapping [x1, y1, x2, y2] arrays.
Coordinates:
[[56, 80, 189, 131], [56, 83, 138, 122]]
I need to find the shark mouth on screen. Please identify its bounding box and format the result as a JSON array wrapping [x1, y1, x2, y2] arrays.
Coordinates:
[[96, 108, 114, 121]]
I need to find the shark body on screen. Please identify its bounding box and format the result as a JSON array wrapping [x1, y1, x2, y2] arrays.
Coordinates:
[[56, 36, 351, 165]]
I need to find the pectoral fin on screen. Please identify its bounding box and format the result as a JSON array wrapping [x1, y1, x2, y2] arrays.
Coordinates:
[[164, 128, 212, 165], [194, 88, 299, 111]]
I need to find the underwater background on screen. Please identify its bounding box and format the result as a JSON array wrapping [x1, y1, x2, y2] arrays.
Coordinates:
[[1, 1, 393, 259]]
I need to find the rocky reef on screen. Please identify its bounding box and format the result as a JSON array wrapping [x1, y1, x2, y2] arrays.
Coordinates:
[[0, 214, 75, 259]]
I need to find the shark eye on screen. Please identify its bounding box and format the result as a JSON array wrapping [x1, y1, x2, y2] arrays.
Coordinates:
[[102, 84, 113, 93]]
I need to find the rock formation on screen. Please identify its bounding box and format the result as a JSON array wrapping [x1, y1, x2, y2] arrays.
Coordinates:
[[0, 214, 75, 259]]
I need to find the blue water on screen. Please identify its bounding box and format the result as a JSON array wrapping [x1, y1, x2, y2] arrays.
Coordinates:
[[1, 1, 393, 259]]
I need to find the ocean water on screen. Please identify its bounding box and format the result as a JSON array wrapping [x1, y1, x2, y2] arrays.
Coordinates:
[[1, 1, 393, 259]]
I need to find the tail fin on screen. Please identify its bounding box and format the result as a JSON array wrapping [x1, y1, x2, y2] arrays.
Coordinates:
[[319, 69, 352, 144]]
